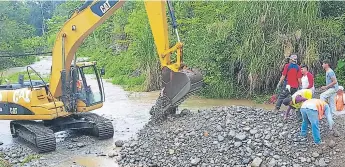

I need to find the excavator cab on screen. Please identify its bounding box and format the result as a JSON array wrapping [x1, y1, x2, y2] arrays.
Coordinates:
[[73, 61, 105, 112]]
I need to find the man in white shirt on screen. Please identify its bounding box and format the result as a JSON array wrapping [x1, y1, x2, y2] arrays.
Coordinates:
[[300, 64, 315, 96]]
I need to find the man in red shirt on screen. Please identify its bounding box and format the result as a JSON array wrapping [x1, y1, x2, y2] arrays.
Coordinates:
[[275, 54, 302, 111]]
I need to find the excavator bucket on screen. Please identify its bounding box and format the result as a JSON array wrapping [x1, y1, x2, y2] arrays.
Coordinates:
[[160, 67, 203, 110]]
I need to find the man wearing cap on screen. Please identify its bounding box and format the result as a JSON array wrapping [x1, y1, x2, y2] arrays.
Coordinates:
[[275, 54, 302, 112], [282, 89, 313, 120], [299, 98, 338, 145], [320, 59, 339, 114]]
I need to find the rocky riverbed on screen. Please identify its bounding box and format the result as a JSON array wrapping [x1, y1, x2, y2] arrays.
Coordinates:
[[115, 106, 344, 167], [2, 105, 345, 167]]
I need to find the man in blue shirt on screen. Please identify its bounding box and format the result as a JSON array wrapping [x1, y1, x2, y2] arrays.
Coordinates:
[[320, 59, 339, 114]]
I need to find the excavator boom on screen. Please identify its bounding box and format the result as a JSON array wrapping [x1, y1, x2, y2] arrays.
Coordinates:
[[49, 0, 203, 115]]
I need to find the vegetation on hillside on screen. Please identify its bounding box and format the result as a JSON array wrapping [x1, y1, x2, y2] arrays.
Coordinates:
[[0, 1, 61, 71], [2, 1, 345, 99]]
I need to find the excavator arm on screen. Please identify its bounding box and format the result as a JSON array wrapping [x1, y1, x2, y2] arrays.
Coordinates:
[[49, 0, 203, 114]]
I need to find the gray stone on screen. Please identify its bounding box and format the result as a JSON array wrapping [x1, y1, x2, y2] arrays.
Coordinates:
[[312, 152, 319, 158], [190, 157, 201, 166], [251, 157, 262, 167], [318, 158, 327, 167], [236, 133, 247, 141], [268, 158, 277, 167], [234, 142, 242, 147], [218, 135, 225, 142]]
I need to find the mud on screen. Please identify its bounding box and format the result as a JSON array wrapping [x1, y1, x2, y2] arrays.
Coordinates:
[[0, 56, 276, 167]]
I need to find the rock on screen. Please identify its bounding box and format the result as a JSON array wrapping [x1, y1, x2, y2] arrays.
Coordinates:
[[299, 157, 306, 163], [115, 140, 124, 147], [268, 158, 277, 167], [229, 130, 236, 138], [293, 164, 301, 167], [328, 140, 336, 148], [236, 133, 247, 141], [218, 135, 224, 142], [67, 145, 73, 149], [243, 127, 251, 131], [108, 152, 118, 158], [318, 158, 327, 167], [234, 142, 242, 147], [0, 141, 3, 145], [249, 129, 258, 135], [190, 157, 200, 166], [312, 152, 319, 158], [116, 106, 344, 167], [243, 158, 251, 164], [169, 149, 174, 155], [77, 143, 85, 148], [273, 155, 280, 159], [216, 125, 223, 131], [251, 157, 262, 167]]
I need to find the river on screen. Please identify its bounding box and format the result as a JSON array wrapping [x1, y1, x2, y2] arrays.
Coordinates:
[[0, 56, 275, 167]]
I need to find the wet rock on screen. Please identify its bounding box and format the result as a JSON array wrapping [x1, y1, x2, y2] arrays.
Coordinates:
[[76, 143, 85, 148]]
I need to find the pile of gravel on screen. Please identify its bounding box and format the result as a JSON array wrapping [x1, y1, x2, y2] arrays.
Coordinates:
[[118, 106, 338, 167]]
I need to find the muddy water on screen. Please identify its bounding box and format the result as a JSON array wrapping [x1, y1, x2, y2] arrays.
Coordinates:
[[0, 56, 276, 167]]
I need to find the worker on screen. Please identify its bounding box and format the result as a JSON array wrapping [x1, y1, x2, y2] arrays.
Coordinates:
[[299, 98, 338, 145], [335, 86, 345, 114], [275, 54, 302, 112], [282, 89, 313, 120], [300, 64, 315, 96], [320, 59, 339, 114]]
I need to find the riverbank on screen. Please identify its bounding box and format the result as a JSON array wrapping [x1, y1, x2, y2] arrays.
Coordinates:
[[0, 57, 281, 167]]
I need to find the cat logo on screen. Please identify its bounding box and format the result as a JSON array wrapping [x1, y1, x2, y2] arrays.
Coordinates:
[[13, 89, 31, 103], [100, 1, 111, 14]]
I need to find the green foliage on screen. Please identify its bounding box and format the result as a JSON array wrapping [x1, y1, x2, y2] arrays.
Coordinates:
[[2, 71, 50, 85], [335, 58, 345, 87], [0, 1, 56, 71], [20, 154, 40, 166], [24, 1, 345, 99], [0, 158, 11, 167]]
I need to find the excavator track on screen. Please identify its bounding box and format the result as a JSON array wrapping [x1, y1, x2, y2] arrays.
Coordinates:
[[10, 121, 56, 153], [77, 113, 114, 139]]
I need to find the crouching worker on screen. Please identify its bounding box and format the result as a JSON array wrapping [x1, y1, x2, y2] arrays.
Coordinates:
[[282, 89, 313, 120], [335, 86, 345, 115], [300, 99, 338, 145]]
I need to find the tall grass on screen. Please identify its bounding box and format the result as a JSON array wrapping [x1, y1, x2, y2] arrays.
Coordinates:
[[179, 1, 344, 98]]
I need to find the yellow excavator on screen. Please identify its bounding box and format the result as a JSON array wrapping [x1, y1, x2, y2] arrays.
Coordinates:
[[0, 0, 203, 153]]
